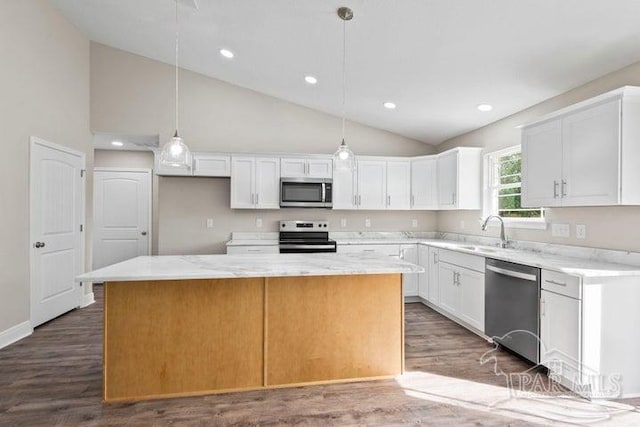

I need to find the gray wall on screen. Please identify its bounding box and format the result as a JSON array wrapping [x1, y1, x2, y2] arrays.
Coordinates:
[[91, 45, 436, 255], [0, 1, 91, 334], [435, 61, 640, 252]]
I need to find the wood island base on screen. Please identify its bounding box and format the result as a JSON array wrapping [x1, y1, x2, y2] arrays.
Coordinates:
[[103, 274, 403, 402]]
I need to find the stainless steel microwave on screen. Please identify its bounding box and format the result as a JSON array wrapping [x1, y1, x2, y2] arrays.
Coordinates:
[[280, 178, 332, 208]]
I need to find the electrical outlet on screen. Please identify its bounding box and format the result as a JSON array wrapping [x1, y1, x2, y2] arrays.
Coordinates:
[[551, 223, 570, 238], [341, 218, 347, 228], [412, 219, 418, 228], [365, 218, 371, 228], [255, 218, 262, 228], [206, 218, 214, 229], [576, 224, 587, 239]]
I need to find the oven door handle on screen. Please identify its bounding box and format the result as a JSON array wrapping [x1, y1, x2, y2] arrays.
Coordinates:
[[486, 265, 537, 282], [279, 244, 336, 250]]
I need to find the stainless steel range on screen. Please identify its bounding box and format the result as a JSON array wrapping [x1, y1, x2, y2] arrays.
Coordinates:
[[278, 220, 337, 253]]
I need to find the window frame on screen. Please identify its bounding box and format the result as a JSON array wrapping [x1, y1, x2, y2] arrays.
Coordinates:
[[482, 145, 547, 230]]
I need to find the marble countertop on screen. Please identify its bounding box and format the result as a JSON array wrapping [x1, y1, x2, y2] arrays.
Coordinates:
[[76, 253, 423, 283], [225, 231, 640, 280]]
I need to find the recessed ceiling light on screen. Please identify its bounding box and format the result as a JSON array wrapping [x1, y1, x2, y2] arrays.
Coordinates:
[[383, 102, 397, 110], [304, 75, 318, 85], [111, 141, 124, 147], [477, 103, 493, 112], [219, 48, 234, 59]]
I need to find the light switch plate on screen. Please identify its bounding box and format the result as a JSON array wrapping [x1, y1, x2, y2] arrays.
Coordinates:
[[576, 224, 587, 239], [341, 218, 347, 228], [412, 219, 418, 228], [255, 218, 262, 228], [365, 218, 371, 228], [206, 218, 214, 229], [551, 223, 570, 238]]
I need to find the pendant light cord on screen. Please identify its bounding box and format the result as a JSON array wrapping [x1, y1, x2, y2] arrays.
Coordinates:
[[341, 14, 346, 142], [175, 0, 180, 135]]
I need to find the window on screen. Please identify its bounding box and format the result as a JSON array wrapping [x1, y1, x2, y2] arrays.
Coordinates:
[[484, 146, 545, 227]]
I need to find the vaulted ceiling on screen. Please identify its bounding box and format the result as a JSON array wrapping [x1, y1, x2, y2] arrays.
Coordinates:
[[52, 0, 640, 145]]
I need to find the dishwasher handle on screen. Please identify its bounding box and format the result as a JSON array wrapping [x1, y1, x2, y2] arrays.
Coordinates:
[[486, 264, 537, 282]]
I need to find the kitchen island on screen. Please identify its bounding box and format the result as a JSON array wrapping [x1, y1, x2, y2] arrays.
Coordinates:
[[77, 253, 422, 402]]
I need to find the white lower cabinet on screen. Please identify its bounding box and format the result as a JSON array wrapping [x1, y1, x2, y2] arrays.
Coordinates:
[[226, 245, 279, 255], [417, 245, 430, 300], [400, 245, 418, 297], [427, 247, 439, 304], [540, 288, 581, 390], [436, 250, 485, 332]]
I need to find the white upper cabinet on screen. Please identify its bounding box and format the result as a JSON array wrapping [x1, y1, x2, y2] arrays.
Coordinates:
[[332, 167, 357, 209], [437, 148, 482, 210], [192, 153, 231, 177], [411, 157, 438, 210], [280, 157, 332, 178], [231, 156, 280, 209], [522, 87, 640, 207], [386, 160, 411, 210], [357, 160, 387, 210], [521, 119, 563, 207]]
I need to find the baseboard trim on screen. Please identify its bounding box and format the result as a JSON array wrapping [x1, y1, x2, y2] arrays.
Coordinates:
[[80, 292, 95, 308], [0, 320, 33, 350]]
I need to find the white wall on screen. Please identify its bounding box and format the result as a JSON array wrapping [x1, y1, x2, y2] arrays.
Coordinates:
[[0, 1, 91, 335], [436, 60, 640, 252], [91, 45, 436, 254]]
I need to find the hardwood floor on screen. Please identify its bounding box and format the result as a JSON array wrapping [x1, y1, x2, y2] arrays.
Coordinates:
[[1, 286, 638, 426]]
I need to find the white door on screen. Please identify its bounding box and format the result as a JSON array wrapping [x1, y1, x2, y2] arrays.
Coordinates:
[[231, 157, 255, 209], [255, 157, 280, 209], [30, 137, 84, 327], [438, 262, 460, 315], [458, 266, 485, 332], [428, 247, 439, 304], [387, 161, 411, 210], [540, 290, 581, 388], [307, 159, 333, 178], [93, 169, 151, 270], [417, 245, 430, 300], [437, 151, 458, 209], [521, 119, 563, 207], [411, 157, 438, 209], [332, 167, 357, 209], [401, 245, 418, 297], [561, 99, 621, 206], [358, 160, 387, 210]]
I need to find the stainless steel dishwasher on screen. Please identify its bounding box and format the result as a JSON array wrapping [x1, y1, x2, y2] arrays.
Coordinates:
[[485, 258, 541, 363]]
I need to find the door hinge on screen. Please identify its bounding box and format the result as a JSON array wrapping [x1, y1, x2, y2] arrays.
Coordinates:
[[80, 224, 84, 232], [80, 169, 86, 177]]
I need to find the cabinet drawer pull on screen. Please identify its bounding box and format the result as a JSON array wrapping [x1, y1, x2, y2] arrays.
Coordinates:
[[545, 279, 567, 287], [363, 249, 376, 252]]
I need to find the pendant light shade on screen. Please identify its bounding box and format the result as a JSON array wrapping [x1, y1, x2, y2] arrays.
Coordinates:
[[160, 131, 191, 168], [160, 0, 192, 169], [333, 7, 355, 172], [334, 139, 355, 171]]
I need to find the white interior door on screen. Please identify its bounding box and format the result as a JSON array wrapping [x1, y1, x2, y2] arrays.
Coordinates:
[[93, 169, 151, 270], [30, 137, 85, 327]]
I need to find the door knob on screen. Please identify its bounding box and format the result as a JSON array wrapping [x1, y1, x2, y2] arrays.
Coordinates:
[[141, 231, 147, 236], [34, 242, 45, 248]]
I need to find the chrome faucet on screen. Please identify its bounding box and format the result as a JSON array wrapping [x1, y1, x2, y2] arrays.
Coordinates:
[[481, 215, 508, 248]]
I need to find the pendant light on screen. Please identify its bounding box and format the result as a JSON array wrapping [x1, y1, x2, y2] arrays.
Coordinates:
[[333, 7, 355, 172], [160, 0, 192, 169]]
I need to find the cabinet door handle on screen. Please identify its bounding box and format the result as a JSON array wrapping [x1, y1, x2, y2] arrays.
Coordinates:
[[540, 298, 546, 316], [561, 180, 567, 197], [433, 252, 438, 264], [251, 193, 255, 205], [411, 194, 415, 206], [358, 195, 362, 206], [553, 180, 559, 198], [545, 279, 567, 287], [256, 193, 260, 205]]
